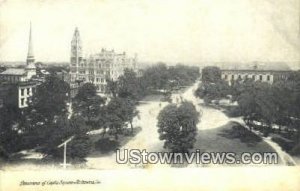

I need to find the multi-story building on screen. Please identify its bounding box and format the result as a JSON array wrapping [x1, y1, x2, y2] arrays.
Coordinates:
[[0, 23, 39, 108], [220, 63, 292, 85], [69, 28, 138, 95]]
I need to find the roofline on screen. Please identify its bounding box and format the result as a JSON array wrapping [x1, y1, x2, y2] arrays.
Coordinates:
[[221, 69, 292, 72]]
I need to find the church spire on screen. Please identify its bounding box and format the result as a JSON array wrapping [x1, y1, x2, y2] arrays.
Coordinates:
[[27, 22, 35, 65]]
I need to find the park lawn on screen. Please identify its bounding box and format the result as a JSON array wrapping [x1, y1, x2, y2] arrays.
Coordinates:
[[191, 121, 282, 166]]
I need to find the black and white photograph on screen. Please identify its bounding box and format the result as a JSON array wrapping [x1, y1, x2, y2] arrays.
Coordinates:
[[0, 0, 300, 190]]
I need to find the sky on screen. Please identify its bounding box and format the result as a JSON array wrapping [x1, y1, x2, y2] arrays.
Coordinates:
[[0, 0, 299, 68]]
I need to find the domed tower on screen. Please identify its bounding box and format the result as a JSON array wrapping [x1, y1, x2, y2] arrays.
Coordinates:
[[26, 22, 36, 79]]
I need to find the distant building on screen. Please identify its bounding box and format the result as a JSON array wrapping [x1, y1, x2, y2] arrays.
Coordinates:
[[55, 70, 70, 84], [69, 27, 138, 95], [220, 63, 292, 85], [0, 23, 39, 108]]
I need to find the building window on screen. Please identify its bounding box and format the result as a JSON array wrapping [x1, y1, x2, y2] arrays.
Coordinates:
[[21, 88, 24, 96], [267, 75, 270, 81], [245, 75, 248, 79], [21, 98, 25, 106], [238, 75, 241, 79], [252, 75, 255, 80], [231, 75, 234, 80], [224, 75, 227, 80], [259, 75, 263, 81], [27, 88, 30, 95]]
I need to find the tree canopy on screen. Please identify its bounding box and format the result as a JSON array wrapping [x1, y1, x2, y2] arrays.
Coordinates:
[[157, 101, 200, 153], [201, 66, 221, 83], [72, 83, 105, 127]]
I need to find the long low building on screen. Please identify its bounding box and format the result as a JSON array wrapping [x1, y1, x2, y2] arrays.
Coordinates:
[[220, 63, 292, 84], [221, 69, 291, 84]]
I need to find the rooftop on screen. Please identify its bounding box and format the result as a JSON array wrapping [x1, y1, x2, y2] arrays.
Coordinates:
[[220, 62, 291, 71]]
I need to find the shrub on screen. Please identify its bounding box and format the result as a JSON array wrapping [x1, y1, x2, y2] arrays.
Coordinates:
[[290, 143, 300, 156], [271, 136, 294, 152], [231, 125, 262, 144], [224, 106, 241, 117], [95, 138, 119, 154]]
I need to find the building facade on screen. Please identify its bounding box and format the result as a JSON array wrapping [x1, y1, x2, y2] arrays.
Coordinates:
[[220, 64, 291, 85], [69, 28, 138, 94]]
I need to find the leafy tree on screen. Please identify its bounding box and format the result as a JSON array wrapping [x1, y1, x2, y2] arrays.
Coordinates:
[[122, 98, 139, 133], [142, 63, 169, 90], [100, 97, 139, 139], [22, 75, 70, 148], [195, 80, 230, 104], [117, 69, 141, 100], [65, 134, 93, 162], [237, 81, 279, 135], [72, 83, 105, 127], [106, 79, 118, 98], [201, 66, 221, 83], [38, 115, 92, 160], [168, 64, 199, 87], [157, 102, 199, 153], [0, 104, 24, 158], [26, 74, 70, 129], [103, 97, 127, 140]]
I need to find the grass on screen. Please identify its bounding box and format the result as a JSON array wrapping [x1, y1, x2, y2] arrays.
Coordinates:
[[191, 121, 281, 165], [218, 122, 262, 147]]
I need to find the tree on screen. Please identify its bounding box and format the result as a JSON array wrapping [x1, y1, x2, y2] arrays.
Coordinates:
[[142, 63, 169, 90], [157, 102, 200, 153], [168, 64, 200, 87], [26, 74, 70, 129], [72, 83, 105, 127], [201, 66, 221, 83], [0, 104, 24, 158], [38, 115, 92, 161], [237, 81, 278, 135], [103, 97, 127, 140], [22, 74, 70, 147], [195, 80, 230, 104], [106, 79, 118, 98], [123, 98, 139, 134], [117, 69, 141, 100], [65, 134, 93, 162]]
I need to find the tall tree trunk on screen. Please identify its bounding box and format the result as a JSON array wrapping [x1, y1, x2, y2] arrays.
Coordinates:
[[102, 127, 106, 138], [114, 126, 118, 140], [130, 120, 133, 134], [87, 106, 91, 124]]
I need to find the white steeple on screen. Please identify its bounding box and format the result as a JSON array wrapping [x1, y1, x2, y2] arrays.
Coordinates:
[[26, 22, 36, 79]]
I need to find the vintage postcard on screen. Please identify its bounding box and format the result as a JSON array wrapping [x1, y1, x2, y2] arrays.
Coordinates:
[[0, 0, 300, 190]]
